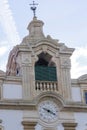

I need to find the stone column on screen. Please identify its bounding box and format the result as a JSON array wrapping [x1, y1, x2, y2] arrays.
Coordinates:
[[22, 121, 37, 130], [62, 123, 77, 130]]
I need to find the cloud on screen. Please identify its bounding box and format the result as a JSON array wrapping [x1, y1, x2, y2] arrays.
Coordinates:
[[0, 0, 21, 46], [0, 46, 7, 56], [71, 46, 87, 78], [0, 59, 7, 72], [0, 0, 21, 71], [0, 40, 10, 56]]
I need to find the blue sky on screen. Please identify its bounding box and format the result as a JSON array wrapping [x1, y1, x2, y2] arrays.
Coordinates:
[[0, 0, 87, 78]]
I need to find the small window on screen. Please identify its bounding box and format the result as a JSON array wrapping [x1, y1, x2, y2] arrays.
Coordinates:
[[84, 91, 87, 104]]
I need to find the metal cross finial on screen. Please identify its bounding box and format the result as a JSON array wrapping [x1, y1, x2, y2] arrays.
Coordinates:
[[30, 1, 38, 18]]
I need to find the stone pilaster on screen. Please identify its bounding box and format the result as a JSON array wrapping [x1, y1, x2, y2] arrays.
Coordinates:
[[21, 53, 34, 100], [22, 121, 37, 130], [60, 57, 72, 101], [62, 123, 77, 130], [22, 64, 33, 100]]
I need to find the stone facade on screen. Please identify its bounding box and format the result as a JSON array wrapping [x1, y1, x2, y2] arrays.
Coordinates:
[[0, 17, 87, 130]]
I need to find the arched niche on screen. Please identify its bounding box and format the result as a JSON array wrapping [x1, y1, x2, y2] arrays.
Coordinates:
[[35, 52, 55, 67], [35, 52, 57, 82]]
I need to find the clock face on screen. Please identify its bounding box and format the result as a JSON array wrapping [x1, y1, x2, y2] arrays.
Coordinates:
[[38, 100, 59, 123]]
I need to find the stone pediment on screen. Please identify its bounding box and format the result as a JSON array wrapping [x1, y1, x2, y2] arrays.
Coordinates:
[[78, 74, 87, 81], [21, 34, 60, 48], [21, 35, 74, 56], [33, 38, 60, 48]]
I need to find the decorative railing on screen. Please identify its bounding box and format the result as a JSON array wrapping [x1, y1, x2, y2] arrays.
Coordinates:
[[35, 80, 58, 91]]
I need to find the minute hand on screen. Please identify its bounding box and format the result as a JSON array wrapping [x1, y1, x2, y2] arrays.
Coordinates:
[[43, 108, 55, 115], [49, 110, 56, 115]]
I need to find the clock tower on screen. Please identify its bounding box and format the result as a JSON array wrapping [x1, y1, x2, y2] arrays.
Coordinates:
[[6, 16, 76, 130], [1, 1, 87, 130], [5, 2, 77, 130]]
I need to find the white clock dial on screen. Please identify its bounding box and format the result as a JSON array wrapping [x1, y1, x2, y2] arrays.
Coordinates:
[[38, 100, 59, 123]]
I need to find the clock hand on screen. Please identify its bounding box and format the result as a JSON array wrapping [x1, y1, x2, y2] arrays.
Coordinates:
[[43, 108, 49, 112], [49, 110, 56, 115], [43, 108, 56, 115]]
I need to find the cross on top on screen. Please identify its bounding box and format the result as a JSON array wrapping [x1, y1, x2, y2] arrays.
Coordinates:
[[30, 1, 38, 18]]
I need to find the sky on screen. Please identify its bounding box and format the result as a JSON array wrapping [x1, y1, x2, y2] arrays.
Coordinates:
[[0, 0, 87, 78]]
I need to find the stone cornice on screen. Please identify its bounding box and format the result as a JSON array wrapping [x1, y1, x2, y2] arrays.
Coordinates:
[[0, 74, 22, 83], [0, 76, 6, 81], [4, 76, 22, 84], [0, 100, 87, 112], [62, 101, 87, 112], [17, 45, 32, 52], [62, 122, 77, 130], [0, 100, 36, 110], [59, 47, 75, 56], [62, 104, 87, 112], [71, 79, 87, 86], [78, 80, 87, 84]]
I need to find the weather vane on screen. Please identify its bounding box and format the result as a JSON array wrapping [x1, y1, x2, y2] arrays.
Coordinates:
[[29, 1, 38, 18]]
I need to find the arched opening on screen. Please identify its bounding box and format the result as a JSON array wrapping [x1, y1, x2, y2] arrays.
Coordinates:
[[35, 52, 57, 81]]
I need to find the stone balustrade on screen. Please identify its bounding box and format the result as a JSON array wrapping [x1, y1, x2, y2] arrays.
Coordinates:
[[35, 80, 58, 91]]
